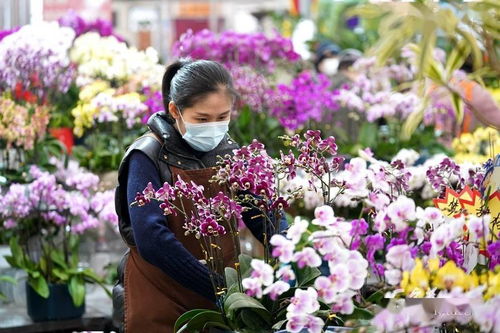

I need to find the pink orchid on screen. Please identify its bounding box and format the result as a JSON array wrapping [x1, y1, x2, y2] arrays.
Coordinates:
[[250, 259, 274, 286], [330, 290, 356, 314], [386, 196, 416, 231], [312, 205, 335, 226], [285, 314, 307, 333], [276, 265, 296, 282], [263, 280, 290, 300], [242, 277, 263, 298], [270, 234, 295, 263], [384, 268, 402, 286], [286, 217, 309, 244], [293, 247, 322, 269], [314, 276, 337, 303], [287, 287, 320, 315], [386, 244, 414, 271], [304, 314, 325, 333], [366, 191, 390, 210]]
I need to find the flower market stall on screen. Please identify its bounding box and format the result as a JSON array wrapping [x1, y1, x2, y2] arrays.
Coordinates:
[[0, 1, 499, 332]]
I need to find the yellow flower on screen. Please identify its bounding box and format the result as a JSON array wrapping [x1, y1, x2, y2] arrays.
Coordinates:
[[401, 259, 430, 297], [72, 103, 99, 137], [79, 80, 110, 102], [433, 261, 470, 291], [484, 270, 500, 300], [428, 258, 440, 272]]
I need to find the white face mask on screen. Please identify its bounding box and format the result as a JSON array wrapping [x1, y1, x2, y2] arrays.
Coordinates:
[[320, 58, 339, 76], [179, 113, 230, 152]]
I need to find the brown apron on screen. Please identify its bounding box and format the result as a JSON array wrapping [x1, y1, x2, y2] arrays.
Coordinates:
[[124, 166, 237, 332]]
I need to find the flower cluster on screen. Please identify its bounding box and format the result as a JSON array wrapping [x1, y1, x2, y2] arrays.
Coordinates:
[[141, 86, 164, 124], [0, 162, 117, 234], [0, 97, 50, 150], [134, 176, 244, 238], [334, 56, 420, 122], [452, 127, 500, 164], [230, 66, 274, 112], [70, 32, 163, 86], [268, 72, 339, 130], [71, 82, 148, 137], [242, 208, 369, 333], [0, 22, 76, 101], [58, 10, 124, 41], [173, 29, 300, 73]]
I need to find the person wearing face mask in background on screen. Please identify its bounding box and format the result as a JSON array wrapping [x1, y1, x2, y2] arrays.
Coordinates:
[[314, 41, 341, 76], [112, 59, 287, 332]]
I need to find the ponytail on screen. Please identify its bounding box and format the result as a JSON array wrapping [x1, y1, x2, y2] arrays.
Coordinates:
[[161, 58, 237, 124]]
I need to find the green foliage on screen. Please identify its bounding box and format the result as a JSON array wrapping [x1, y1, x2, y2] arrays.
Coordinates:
[[0, 275, 17, 301], [315, 0, 378, 51], [49, 83, 80, 128], [4, 235, 110, 307], [73, 125, 144, 172], [230, 106, 287, 158]]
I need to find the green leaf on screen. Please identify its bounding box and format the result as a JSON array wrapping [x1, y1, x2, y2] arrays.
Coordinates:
[[450, 91, 464, 125], [8, 237, 24, 268], [28, 275, 49, 298], [358, 122, 378, 148], [224, 292, 271, 323], [174, 309, 208, 332], [0, 275, 17, 285], [445, 39, 470, 75], [68, 275, 85, 307], [295, 266, 321, 287], [239, 308, 270, 330], [202, 321, 231, 331], [182, 310, 226, 333], [50, 249, 68, 269], [225, 267, 238, 289], [272, 319, 287, 330], [366, 289, 385, 304], [238, 254, 253, 278], [342, 306, 375, 320], [52, 268, 69, 281], [457, 27, 483, 71], [417, 24, 436, 80]]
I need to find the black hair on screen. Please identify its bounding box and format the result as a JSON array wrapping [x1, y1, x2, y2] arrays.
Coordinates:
[[162, 59, 237, 124]]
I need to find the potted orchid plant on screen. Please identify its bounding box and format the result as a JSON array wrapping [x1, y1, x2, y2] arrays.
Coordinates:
[[0, 158, 116, 321]]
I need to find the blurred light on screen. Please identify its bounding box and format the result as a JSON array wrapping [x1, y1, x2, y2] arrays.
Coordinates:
[[30, 0, 43, 23], [233, 10, 259, 33], [292, 18, 316, 60]]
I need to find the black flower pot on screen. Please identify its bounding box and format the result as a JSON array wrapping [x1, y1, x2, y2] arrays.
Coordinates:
[[26, 282, 85, 322]]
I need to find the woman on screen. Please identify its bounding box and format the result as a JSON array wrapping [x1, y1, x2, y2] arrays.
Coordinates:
[[112, 59, 286, 332]]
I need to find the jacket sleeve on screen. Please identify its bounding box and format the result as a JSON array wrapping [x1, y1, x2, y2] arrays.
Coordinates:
[[126, 151, 216, 302], [240, 193, 288, 244]]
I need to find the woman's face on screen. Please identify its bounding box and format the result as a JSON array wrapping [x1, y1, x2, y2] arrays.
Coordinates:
[[169, 89, 232, 135]]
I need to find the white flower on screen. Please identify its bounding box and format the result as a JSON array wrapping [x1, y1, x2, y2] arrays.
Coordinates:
[[287, 217, 309, 244], [386, 245, 414, 271], [242, 277, 263, 298], [263, 281, 290, 300], [270, 234, 295, 263], [276, 265, 296, 282], [292, 247, 322, 269], [287, 287, 320, 315], [392, 148, 420, 167], [384, 269, 402, 286], [386, 196, 416, 231], [249, 259, 274, 286], [312, 205, 335, 226]]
